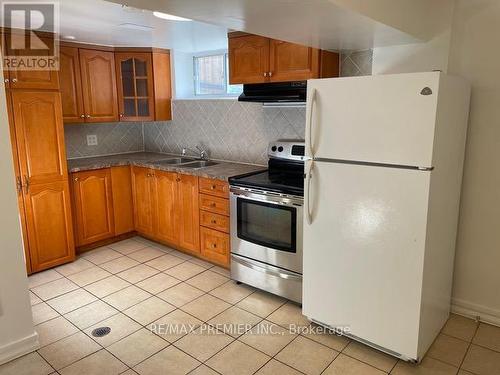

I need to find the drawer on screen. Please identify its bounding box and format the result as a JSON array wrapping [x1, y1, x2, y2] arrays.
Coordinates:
[[200, 227, 230, 267], [199, 177, 229, 198], [200, 210, 230, 233], [199, 194, 229, 216]]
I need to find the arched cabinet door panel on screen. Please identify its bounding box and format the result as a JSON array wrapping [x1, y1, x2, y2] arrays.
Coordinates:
[[11, 90, 67, 185], [24, 181, 75, 272], [228, 35, 270, 84], [71, 169, 115, 246], [79, 49, 119, 122]]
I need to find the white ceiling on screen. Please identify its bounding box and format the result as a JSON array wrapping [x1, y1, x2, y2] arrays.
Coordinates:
[[105, 0, 423, 51], [4, 0, 229, 53], [3, 0, 455, 53]]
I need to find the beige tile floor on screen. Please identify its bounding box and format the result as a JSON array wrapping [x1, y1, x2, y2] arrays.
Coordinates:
[[1, 236, 500, 375]]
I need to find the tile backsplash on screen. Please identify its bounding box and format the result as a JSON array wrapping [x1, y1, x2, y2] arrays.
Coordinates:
[[143, 100, 306, 165], [340, 50, 373, 77], [65, 49, 372, 163], [64, 122, 144, 159], [64, 101, 305, 165]]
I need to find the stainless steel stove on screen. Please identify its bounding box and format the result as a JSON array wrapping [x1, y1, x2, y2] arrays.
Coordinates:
[[229, 141, 305, 303]]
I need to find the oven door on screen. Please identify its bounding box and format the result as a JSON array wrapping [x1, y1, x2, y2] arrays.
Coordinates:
[[230, 187, 303, 274]]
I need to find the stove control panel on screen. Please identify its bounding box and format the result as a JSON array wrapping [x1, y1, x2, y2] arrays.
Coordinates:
[[268, 140, 305, 162]]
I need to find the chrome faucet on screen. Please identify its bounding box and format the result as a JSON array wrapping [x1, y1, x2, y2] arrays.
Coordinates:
[[196, 145, 209, 160], [182, 145, 209, 160]]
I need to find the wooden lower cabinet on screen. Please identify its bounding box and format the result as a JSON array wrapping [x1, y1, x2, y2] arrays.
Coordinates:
[[153, 170, 179, 246], [199, 193, 230, 216], [131, 168, 200, 255], [131, 167, 155, 236], [24, 180, 75, 272], [200, 227, 230, 267], [111, 166, 134, 235], [71, 169, 114, 246], [177, 174, 200, 254], [198, 177, 231, 267]]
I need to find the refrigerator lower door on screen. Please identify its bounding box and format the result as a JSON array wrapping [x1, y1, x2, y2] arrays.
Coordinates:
[[303, 160, 431, 360]]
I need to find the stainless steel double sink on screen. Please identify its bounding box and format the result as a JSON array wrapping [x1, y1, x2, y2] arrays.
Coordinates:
[[150, 157, 218, 169]]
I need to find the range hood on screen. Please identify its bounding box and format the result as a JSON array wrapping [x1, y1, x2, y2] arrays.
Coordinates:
[[238, 81, 306, 103]]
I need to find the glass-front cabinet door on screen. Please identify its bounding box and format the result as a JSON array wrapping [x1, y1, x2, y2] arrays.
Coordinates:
[[115, 52, 154, 121]]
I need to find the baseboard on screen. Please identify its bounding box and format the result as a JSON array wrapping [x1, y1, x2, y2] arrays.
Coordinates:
[[0, 332, 39, 365], [451, 298, 500, 327]]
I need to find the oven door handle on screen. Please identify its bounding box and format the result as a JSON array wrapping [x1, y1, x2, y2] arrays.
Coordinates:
[[231, 191, 303, 208], [232, 255, 302, 281]]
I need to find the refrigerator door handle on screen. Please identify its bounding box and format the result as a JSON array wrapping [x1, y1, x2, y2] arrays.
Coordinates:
[[305, 161, 314, 225], [306, 88, 317, 158]]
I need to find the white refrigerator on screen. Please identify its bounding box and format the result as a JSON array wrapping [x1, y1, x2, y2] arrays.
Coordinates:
[[302, 72, 471, 362]]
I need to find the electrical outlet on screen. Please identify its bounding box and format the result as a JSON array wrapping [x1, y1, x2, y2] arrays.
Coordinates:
[[87, 134, 98, 146]]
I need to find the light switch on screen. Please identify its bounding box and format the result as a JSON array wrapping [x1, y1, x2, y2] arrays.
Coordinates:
[[87, 134, 98, 146]]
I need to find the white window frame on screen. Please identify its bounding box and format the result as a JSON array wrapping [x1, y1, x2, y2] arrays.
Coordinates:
[[193, 50, 242, 98]]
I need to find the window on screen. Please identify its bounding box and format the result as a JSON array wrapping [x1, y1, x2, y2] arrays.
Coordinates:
[[193, 53, 242, 97]]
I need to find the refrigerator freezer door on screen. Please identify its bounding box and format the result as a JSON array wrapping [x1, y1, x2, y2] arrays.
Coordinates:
[[306, 72, 440, 168], [303, 160, 431, 359]]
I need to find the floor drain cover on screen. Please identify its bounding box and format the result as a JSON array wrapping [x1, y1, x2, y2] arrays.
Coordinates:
[[92, 327, 111, 337]]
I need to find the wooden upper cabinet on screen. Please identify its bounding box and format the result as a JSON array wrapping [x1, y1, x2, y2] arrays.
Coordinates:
[[177, 174, 200, 254], [79, 49, 119, 122], [153, 170, 179, 245], [71, 169, 115, 246], [11, 90, 67, 185], [115, 52, 154, 121], [111, 166, 135, 235], [59, 46, 85, 123], [228, 34, 270, 84], [228, 32, 339, 84], [5, 34, 60, 90], [152, 51, 172, 121], [269, 40, 320, 82], [131, 166, 155, 236], [24, 180, 75, 272]]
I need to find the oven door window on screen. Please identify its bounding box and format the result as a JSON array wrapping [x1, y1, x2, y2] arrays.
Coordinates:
[[237, 198, 297, 253]]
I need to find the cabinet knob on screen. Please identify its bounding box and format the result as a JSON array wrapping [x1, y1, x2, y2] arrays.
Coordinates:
[[176, 177, 181, 182], [210, 202, 216, 207], [12, 78, 17, 83], [211, 219, 217, 224], [86, 114, 91, 118], [4, 78, 9, 83], [74, 177, 79, 182], [268, 72, 273, 77], [211, 185, 216, 190], [212, 243, 217, 249], [263, 72, 268, 77], [80, 114, 85, 118], [119, 113, 124, 118]]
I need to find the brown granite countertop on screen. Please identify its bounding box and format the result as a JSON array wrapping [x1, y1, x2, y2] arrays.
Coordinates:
[[67, 152, 266, 181]]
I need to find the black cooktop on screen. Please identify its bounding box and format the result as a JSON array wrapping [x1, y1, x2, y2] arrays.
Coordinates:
[[229, 159, 304, 196]]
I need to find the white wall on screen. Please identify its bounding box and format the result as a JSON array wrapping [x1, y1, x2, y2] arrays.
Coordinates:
[[172, 50, 195, 99], [0, 72, 38, 363], [373, 0, 500, 325], [447, 0, 500, 325], [372, 31, 452, 75], [331, 0, 455, 41]]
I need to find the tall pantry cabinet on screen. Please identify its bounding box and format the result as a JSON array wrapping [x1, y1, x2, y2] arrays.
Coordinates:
[[4, 32, 75, 274]]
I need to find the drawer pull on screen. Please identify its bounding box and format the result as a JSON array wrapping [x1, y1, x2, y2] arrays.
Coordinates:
[[212, 243, 217, 249], [211, 185, 216, 190], [210, 202, 216, 207], [211, 219, 217, 224]]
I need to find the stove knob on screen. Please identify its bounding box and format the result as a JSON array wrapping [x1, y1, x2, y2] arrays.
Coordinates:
[[278, 146, 284, 152], [271, 146, 277, 152]]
